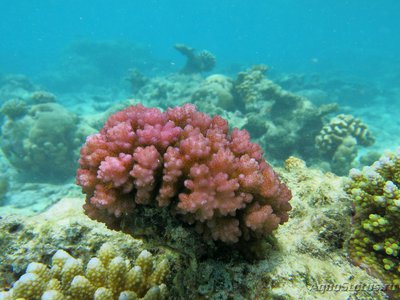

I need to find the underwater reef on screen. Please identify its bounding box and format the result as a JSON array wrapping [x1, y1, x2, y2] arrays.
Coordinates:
[[129, 65, 357, 173], [0, 167, 394, 298], [0, 158, 387, 299], [0, 55, 398, 299]]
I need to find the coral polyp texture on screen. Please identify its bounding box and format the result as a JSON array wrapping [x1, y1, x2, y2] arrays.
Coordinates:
[[347, 147, 400, 294], [0, 243, 168, 300], [77, 103, 292, 244]]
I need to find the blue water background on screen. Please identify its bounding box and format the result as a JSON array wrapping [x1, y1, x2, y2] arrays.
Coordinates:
[[0, 0, 399, 81]]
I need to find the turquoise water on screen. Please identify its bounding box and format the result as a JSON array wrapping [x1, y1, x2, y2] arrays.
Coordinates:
[[1, 1, 399, 78]]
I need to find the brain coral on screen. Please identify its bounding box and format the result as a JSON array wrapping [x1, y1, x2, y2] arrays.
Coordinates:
[[316, 114, 375, 175], [77, 104, 292, 244], [315, 114, 374, 155]]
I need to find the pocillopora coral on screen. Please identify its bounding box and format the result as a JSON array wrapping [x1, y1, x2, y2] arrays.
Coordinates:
[[347, 147, 400, 296], [0, 243, 169, 300]]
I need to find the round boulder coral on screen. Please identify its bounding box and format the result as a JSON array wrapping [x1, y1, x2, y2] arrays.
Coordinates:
[[77, 104, 292, 244], [1, 103, 83, 180]]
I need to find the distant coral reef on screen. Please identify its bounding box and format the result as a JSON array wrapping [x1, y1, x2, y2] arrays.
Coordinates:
[[129, 65, 339, 168], [232, 65, 339, 162], [174, 44, 216, 74], [0, 74, 36, 101]]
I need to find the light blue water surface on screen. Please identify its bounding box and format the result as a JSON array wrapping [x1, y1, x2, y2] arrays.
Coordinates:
[[0, 0, 399, 80]]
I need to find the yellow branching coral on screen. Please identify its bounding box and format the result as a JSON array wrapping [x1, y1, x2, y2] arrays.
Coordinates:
[[0, 243, 169, 300], [347, 147, 400, 297]]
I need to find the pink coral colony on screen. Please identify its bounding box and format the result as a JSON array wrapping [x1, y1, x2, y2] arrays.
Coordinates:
[[77, 104, 292, 244]]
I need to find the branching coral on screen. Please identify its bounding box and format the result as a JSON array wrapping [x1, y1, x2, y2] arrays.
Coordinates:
[[0, 243, 169, 300], [347, 147, 400, 295], [77, 103, 291, 244], [316, 114, 375, 174]]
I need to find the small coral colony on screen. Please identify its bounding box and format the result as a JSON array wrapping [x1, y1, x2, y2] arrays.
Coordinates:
[[0, 43, 399, 299]]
